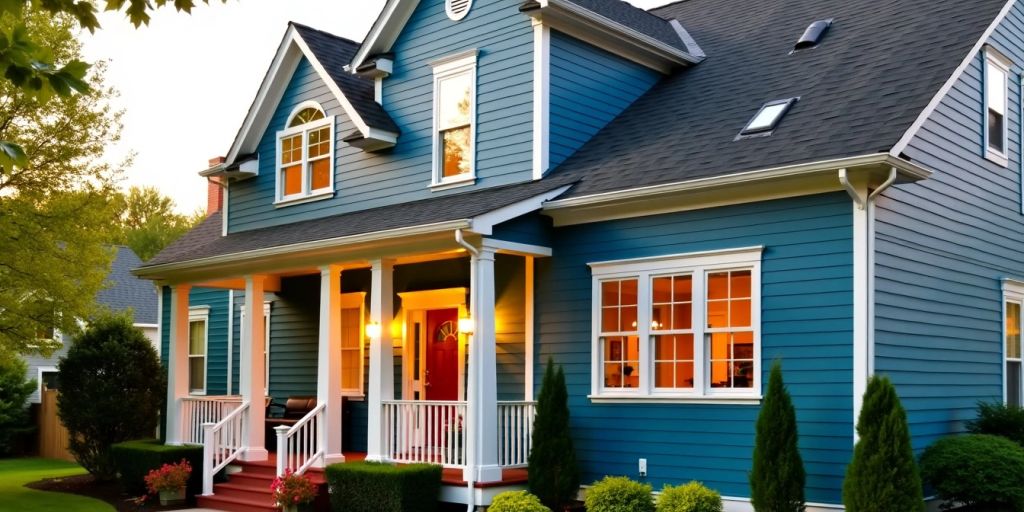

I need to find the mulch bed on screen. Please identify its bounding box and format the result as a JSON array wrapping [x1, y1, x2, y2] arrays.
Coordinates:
[[26, 474, 193, 512]]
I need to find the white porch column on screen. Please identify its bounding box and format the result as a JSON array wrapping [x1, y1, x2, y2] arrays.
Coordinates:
[[240, 274, 269, 461], [318, 265, 345, 465], [366, 259, 394, 462], [165, 284, 191, 445], [466, 247, 501, 483]]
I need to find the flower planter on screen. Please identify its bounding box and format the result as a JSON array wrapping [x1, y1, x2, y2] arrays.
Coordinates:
[[158, 487, 186, 506]]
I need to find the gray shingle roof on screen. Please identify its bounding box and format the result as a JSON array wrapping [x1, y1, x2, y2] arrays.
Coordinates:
[[292, 22, 400, 134], [550, 0, 1007, 199], [141, 177, 577, 269], [564, 0, 688, 51], [98, 247, 158, 324]]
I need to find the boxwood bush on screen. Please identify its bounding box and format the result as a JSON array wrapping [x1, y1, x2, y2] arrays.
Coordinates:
[[657, 481, 723, 512], [966, 401, 1024, 446], [109, 439, 203, 497], [920, 434, 1024, 511], [325, 461, 441, 512], [584, 476, 655, 512], [489, 490, 551, 512]]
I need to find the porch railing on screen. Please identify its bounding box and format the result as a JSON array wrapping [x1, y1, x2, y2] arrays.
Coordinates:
[[497, 401, 536, 467], [275, 402, 326, 476], [382, 400, 467, 467], [181, 396, 243, 445], [201, 400, 250, 495]]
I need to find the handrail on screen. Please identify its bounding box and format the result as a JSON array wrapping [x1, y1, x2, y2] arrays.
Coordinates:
[[201, 400, 250, 496], [276, 402, 327, 476], [381, 400, 467, 468], [497, 401, 536, 468], [181, 396, 243, 445]]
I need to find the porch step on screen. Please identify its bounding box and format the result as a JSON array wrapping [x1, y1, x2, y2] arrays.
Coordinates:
[[197, 493, 278, 512], [197, 460, 328, 512]]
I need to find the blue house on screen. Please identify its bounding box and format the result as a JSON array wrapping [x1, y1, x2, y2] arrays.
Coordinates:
[[134, 0, 1024, 509]]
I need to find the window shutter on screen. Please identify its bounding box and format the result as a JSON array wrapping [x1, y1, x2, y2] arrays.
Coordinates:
[[446, 0, 472, 21]]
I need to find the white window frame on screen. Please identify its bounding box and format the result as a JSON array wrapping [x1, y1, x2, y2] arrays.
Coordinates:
[[1004, 279, 1024, 406], [985, 48, 1012, 166], [340, 292, 367, 397], [275, 101, 336, 206], [588, 246, 763, 403], [188, 306, 210, 396], [430, 50, 478, 190]]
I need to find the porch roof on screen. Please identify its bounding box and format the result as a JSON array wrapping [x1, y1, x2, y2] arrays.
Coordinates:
[[135, 176, 576, 277]]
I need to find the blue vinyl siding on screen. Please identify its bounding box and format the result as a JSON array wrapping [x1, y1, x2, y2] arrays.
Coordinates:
[[537, 193, 853, 504], [548, 30, 661, 169], [268, 276, 320, 399], [160, 287, 232, 396], [491, 212, 553, 248], [228, 0, 534, 233], [874, 2, 1024, 450]]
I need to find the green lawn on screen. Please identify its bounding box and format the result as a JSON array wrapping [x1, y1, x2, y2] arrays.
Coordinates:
[[0, 458, 114, 512]]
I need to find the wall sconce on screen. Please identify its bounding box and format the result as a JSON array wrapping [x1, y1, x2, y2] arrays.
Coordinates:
[[365, 322, 381, 338], [458, 317, 475, 335]]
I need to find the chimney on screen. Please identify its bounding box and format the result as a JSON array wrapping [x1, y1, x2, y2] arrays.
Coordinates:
[[206, 156, 226, 217]]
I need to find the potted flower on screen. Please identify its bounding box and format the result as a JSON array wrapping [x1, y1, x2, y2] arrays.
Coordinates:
[[144, 459, 192, 506], [270, 470, 318, 512]]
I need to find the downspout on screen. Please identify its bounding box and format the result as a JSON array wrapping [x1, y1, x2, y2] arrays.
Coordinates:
[[455, 229, 478, 511]]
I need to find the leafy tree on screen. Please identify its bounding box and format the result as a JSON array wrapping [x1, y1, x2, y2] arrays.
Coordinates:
[[0, 8, 121, 356], [750, 361, 805, 511], [528, 359, 579, 511], [114, 186, 204, 261], [0, 352, 36, 455], [842, 376, 923, 511], [57, 314, 165, 480]]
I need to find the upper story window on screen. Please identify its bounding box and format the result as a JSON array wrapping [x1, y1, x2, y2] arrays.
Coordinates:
[[589, 247, 763, 402], [276, 102, 335, 205], [985, 48, 1012, 166], [431, 51, 477, 189]]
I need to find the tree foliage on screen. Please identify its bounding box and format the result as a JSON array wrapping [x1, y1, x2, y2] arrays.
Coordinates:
[[0, 352, 36, 455], [0, 8, 121, 356], [842, 376, 923, 512], [113, 186, 203, 261], [750, 361, 805, 512], [57, 314, 165, 480], [528, 359, 580, 511]]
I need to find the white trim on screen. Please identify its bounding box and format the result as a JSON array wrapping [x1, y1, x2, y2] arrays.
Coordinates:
[[273, 190, 335, 208], [275, 102, 335, 204], [588, 395, 761, 405], [445, 0, 473, 21], [470, 184, 572, 235], [532, 21, 551, 181], [1003, 279, 1024, 405], [222, 180, 230, 236], [480, 238, 553, 257], [188, 307, 210, 396], [525, 256, 535, 401], [155, 285, 163, 358], [851, 184, 869, 440], [134, 322, 159, 328], [264, 301, 272, 395], [589, 246, 763, 401], [351, 0, 422, 73], [985, 46, 1013, 166], [891, 0, 1018, 156], [431, 51, 478, 188], [227, 290, 234, 396], [339, 292, 367, 397]]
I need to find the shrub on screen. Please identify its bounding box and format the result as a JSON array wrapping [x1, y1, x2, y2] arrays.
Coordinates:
[[0, 353, 36, 456], [110, 439, 203, 497], [584, 476, 655, 512], [325, 461, 441, 512], [489, 490, 551, 512], [271, 470, 318, 507], [529, 359, 580, 511], [144, 459, 192, 494], [657, 482, 723, 512], [842, 376, 923, 512], [750, 361, 805, 512], [920, 434, 1024, 511], [966, 401, 1024, 446], [58, 315, 165, 480]]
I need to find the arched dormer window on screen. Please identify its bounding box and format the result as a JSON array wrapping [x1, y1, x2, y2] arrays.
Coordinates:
[[276, 102, 334, 205]]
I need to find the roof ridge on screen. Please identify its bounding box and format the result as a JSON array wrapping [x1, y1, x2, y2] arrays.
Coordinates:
[[646, 0, 696, 16]]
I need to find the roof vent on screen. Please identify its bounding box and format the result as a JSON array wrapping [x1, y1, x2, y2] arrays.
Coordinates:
[[446, 0, 473, 21], [794, 19, 833, 51]]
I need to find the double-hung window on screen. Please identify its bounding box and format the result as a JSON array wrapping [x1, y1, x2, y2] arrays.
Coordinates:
[[1005, 280, 1024, 406], [340, 293, 366, 396], [276, 102, 334, 204], [189, 307, 209, 395], [431, 51, 477, 188], [590, 247, 762, 401], [985, 48, 1012, 166]]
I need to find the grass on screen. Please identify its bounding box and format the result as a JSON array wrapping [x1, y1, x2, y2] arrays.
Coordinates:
[[0, 458, 114, 512]]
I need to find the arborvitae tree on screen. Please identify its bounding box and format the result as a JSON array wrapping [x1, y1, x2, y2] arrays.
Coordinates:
[[842, 376, 924, 511], [528, 359, 580, 511], [750, 361, 805, 512]]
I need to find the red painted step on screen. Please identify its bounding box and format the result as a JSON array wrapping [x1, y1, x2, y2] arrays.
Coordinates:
[[196, 461, 329, 512]]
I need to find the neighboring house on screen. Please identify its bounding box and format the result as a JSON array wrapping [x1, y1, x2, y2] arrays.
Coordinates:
[[133, 0, 1024, 509], [25, 246, 159, 403]]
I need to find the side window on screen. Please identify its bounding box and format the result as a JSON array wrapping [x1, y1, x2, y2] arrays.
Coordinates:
[[985, 48, 1012, 166], [276, 102, 334, 205], [1006, 281, 1024, 406], [340, 292, 366, 396], [188, 308, 209, 395]]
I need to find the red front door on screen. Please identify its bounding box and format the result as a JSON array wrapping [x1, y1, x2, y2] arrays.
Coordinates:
[[425, 308, 459, 401]]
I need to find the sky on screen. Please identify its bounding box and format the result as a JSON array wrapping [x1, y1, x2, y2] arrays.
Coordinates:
[[80, 0, 669, 214]]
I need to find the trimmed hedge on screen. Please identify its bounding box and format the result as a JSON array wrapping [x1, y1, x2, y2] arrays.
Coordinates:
[[920, 434, 1024, 511], [489, 490, 551, 512], [325, 461, 441, 512], [110, 439, 203, 497], [657, 482, 723, 512], [584, 476, 655, 512]]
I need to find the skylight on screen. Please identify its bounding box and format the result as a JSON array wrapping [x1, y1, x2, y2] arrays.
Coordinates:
[[739, 98, 798, 137]]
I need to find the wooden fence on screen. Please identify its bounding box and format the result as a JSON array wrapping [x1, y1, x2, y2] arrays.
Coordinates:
[[38, 387, 74, 461]]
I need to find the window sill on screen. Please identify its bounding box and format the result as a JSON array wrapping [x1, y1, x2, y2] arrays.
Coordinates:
[[588, 394, 761, 405], [341, 394, 365, 401], [274, 190, 334, 208], [430, 176, 475, 192], [986, 149, 1009, 167]]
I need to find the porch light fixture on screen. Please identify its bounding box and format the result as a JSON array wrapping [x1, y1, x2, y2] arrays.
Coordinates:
[[365, 322, 381, 338], [458, 317, 475, 335]]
